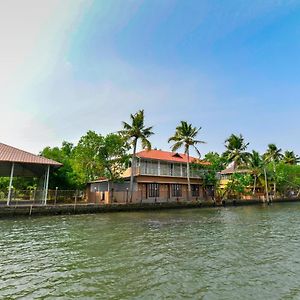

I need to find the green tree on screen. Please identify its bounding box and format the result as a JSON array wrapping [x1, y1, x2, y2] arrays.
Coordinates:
[[204, 152, 227, 172], [97, 133, 130, 180], [120, 110, 154, 201], [275, 163, 300, 196], [264, 144, 283, 163], [247, 150, 263, 195], [202, 152, 227, 187], [42, 132, 130, 190], [282, 151, 300, 165], [168, 121, 205, 197], [41, 141, 80, 189], [223, 173, 252, 199], [223, 134, 250, 167], [263, 144, 283, 196], [72, 131, 105, 184]]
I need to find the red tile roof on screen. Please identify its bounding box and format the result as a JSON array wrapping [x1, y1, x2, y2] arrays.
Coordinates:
[[0, 143, 62, 166], [136, 149, 210, 165]]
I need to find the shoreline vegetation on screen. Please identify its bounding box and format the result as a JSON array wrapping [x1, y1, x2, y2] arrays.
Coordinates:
[[1, 110, 299, 203]]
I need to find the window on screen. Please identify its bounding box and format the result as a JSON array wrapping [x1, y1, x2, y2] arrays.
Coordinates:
[[182, 165, 187, 177], [171, 184, 182, 197], [147, 160, 159, 175], [149, 183, 159, 198], [140, 160, 147, 174], [160, 163, 170, 176], [173, 164, 181, 176], [170, 164, 174, 176], [191, 185, 200, 197]]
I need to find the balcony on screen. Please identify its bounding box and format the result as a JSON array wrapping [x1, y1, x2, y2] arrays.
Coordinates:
[[127, 161, 206, 179]]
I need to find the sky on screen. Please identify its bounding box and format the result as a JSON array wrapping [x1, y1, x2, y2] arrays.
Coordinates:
[[1, 0, 300, 156]]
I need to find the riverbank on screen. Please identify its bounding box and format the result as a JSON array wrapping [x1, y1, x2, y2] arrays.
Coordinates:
[[0, 198, 299, 217]]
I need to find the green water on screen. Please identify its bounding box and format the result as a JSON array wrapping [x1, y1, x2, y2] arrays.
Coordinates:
[[1, 203, 300, 299]]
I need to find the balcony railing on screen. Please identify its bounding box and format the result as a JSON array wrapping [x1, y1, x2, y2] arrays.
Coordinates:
[[131, 166, 206, 179]]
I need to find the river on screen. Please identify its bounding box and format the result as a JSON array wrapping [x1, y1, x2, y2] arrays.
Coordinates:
[[1, 202, 300, 299]]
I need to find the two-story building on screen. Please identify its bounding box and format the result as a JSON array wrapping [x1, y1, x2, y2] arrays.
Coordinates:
[[87, 149, 210, 203], [218, 162, 265, 200]]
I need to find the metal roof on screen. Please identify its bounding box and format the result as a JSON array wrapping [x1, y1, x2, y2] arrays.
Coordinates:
[[220, 165, 250, 175], [0, 143, 62, 166]]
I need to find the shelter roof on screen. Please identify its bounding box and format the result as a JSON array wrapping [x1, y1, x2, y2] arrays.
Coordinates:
[[220, 163, 250, 175], [0, 143, 62, 166], [136, 149, 210, 165], [89, 177, 108, 183]]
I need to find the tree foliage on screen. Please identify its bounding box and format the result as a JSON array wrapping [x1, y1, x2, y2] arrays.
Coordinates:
[[41, 141, 79, 189], [97, 133, 130, 181], [219, 134, 300, 198], [120, 110, 154, 199], [222, 173, 252, 199], [120, 110, 154, 151], [223, 134, 250, 167], [40, 131, 129, 189], [168, 121, 205, 193], [72, 131, 105, 184], [282, 151, 300, 165], [202, 152, 227, 186], [273, 163, 300, 195], [264, 144, 283, 163]]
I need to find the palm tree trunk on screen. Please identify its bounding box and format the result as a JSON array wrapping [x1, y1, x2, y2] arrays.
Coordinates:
[[129, 139, 137, 202], [252, 175, 257, 195], [273, 162, 277, 197], [264, 167, 269, 203], [187, 148, 191, 200]]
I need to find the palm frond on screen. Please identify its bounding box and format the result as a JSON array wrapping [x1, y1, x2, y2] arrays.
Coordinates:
[[193, 145, 202, 158], [170, 141, 183, 153], [141, 138, 152, 150], [169, 121, 205, 157]]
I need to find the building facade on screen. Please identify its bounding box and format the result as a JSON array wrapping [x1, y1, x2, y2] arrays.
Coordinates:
[[87, 149, 211, 204]]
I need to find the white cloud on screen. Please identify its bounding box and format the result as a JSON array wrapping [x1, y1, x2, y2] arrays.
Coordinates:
[[0, 104, 58, 153], [21, 53, 218, 156], [0, 0, 91, 153]]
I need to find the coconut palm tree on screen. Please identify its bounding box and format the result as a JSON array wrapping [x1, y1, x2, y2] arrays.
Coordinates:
[[223, 134, 250, 168], [247, 150, 263, 195], [282, 151, 300, 165], [264, 144, 283, 163], [168, 121, 205, 198], [263, 144, 283, 196], [120, 110, 154, 201]]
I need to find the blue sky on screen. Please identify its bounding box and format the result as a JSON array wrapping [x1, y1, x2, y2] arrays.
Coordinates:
[[1, 0, 300, 156]]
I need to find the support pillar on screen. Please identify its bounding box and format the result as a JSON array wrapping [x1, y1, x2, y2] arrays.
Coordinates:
[[7, 162, 15, 206], [44, 165, 50, 205]]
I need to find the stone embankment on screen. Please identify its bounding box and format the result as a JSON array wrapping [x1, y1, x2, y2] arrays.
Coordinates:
[[0, 198, 299, 218]]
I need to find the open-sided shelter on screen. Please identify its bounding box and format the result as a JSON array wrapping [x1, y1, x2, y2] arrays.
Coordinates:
[[0, 143, 62, 205]]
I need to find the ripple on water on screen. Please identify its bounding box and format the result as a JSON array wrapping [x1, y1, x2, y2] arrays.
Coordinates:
[[1, 204, 300, 299]]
